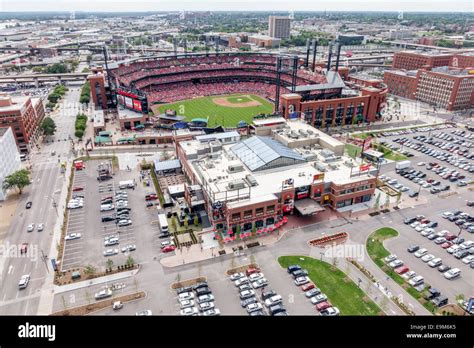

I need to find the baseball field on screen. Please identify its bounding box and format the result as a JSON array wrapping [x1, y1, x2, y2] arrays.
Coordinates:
[[154, 94, 274, 127]]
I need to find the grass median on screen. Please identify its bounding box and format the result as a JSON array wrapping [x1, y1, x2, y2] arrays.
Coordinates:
[[278, 256, 381, 315]]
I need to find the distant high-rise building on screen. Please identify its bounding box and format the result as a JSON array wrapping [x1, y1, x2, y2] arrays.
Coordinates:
[[268, 16, 291, 39]]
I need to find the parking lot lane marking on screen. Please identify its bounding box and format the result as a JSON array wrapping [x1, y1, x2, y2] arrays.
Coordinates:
[[7, 265, 13, 274]]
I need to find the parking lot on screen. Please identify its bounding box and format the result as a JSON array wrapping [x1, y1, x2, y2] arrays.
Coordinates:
[[61, 160, 161, 272]]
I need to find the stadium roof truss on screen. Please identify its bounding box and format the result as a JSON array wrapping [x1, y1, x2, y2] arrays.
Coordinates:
[[231, 136, 306, 172]]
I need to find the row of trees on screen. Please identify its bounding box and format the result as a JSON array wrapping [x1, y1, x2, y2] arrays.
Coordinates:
[[79, 82, 90, 104], [46, 85, 68, 110], [75, 113, 88, 139]]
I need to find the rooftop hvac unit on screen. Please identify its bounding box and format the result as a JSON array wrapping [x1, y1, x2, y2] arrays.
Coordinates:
[[245, 175, 258, 187], [206, 162, 215, 169], [298, 129, 307, 137], [227, 164, 244, 173], [227, 180, 246, 190]]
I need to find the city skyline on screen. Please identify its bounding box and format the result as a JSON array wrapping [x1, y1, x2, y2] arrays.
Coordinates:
[[0, 0, 472, 13]]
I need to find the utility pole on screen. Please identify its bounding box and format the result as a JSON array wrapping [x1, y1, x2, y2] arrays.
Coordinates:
[[41, 249, 49, 273]]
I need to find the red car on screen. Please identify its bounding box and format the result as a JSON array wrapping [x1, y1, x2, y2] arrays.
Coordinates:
[[20, 243, 28, 254], [162, 245, 176, 253], [445, 233, 456, 241], [441, 241, 453, 249], [72, 187, 84, 192], [301, 283, 315, 292], [245, 267, 261, 276], [315, 301, 332, 312], [145, 193, 158, 201], [395, 266, 409, 275]]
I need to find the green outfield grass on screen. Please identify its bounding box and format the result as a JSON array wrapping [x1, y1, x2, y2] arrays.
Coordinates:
[[155, 94, 274, 127]]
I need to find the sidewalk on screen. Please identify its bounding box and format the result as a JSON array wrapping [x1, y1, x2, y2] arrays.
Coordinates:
[[54, 268, 139, 294]]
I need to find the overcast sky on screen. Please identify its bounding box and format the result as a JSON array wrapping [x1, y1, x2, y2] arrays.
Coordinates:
[[0, 0, 472, 12]]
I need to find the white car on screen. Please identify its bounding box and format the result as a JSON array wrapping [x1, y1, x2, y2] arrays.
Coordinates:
[[447, 245, 461, 254], [420, 230, 432, 237], [239, 289, 255, 299], [203, 308, 221, 316], [160, 240, 175, 248], [234, 277, 249, 287], [121, 244, 136, 253], [320, 307, 340, 316], [414, 248, 428, 258], [442, 212, 454, 218], [388, 259, 403, 268], [414, 225, 426, 232], [402, 271, 416, 280], [435, 230, 449, 237], [197, 294, 215, 304], [65, 233, 81, 241], [198, 301, 215, 312], [104, 237, 119, 246], [246, 302, 263, 313], [67, 202, 83, 209], [95, 288, 113, 300], [37, 223, 44, 231], [230, 272, 245, 281], [417, 162, 426, 166], [294, 276, 310, 286], [178, 292, 195, 301], [460, 241, 474, 249], [384, 254, 397, 263], [117, 219, 132, 227], [18, 274, 30, 289], [180, 307, 198, 316], [26, 223, 35, 232], [248, 273, 264, 282], [100, 204, 114, 211], [408, 275, 424, 286], [103, 248, 118, 256], [136, 310, 152, 316], [427, 258, 442, 268], [251, 278, 268, 289], [310, 293, 328, 304], [264, 295, 283, 307], [462, 255, 474, 264], [410, 221, 421, 228], [421, 254, 435, 262], [179, 299, 195, 309], [443, 268, 461, 280]]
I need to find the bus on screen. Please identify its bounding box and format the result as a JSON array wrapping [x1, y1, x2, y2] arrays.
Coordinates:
[[158, 214, 169, 233]]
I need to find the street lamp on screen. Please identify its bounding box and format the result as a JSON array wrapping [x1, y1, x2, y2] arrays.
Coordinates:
[[46, 195, 59, 217], [416, 183, 422, 201], [357, 278, 362, 288], [320, 252, 324, 261]]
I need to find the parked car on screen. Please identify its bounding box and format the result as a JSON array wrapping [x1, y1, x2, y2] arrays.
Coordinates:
[[320, 307, 340, 316], [294, 276, 310, 286], [65, 233, 81, 241], [407, 245, 419, 253], [230, 272, 245, 281], [443, 268, 461, 280], [25, 201, 32, 209]]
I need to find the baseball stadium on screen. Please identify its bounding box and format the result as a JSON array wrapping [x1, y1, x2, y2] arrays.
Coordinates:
[[108, 52, 388, 129]]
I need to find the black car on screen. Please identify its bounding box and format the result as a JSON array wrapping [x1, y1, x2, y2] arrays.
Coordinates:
[[192, 282, 208, 291], [441, 185, 450, 191], [408, 191, 419, 198], [117, 207, 132, 213], [195, 286, 212, 296], [467, 201, 474, 207], [101, 199, 113, 205], [407, 245, 420, 253], [262, 290, 277, 301], [269, 304, 286, 316], [158, 232, 170, 239], [427, 221, 438, 228], [423, 288, 441, 300], [292, 269, 308, 279], [431, 295, 448, 308], [404, 217, 417, 224], [25, 201, 32, 209], [430, 188, 441, 194], [101, 216, 115, 222], [97, 175, 113, 181], [287, 265, 301, 274]]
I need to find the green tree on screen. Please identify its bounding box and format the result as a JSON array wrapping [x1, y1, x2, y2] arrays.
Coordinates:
[[126, 255, 135, 267], [40, 117, 56, 136], [106, 258, 114, 271], [2, 169, 31, 195], [373, 193, 381, 211], [84, 265, 96, 275]]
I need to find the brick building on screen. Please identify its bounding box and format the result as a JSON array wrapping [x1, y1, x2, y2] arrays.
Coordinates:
[[383, 70, 418, 99], [176, 121, 376, 239], [0, 94, 45, 153], [392, 51, 453, 70]]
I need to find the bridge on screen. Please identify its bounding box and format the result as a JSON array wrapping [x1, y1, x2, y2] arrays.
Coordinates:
[[0, 72, 90, 85]]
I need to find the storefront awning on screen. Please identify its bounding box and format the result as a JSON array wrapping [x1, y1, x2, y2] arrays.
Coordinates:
[[294, 199, 325, 216]]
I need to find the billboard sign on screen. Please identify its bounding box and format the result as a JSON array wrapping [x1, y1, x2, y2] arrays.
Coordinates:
[[133, 99, 142, 112], [359, 164, 371, 172], [124, 97, 133, 108]]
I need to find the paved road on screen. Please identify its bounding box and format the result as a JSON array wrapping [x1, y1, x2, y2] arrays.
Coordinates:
[[0, 88, 80, 315]]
